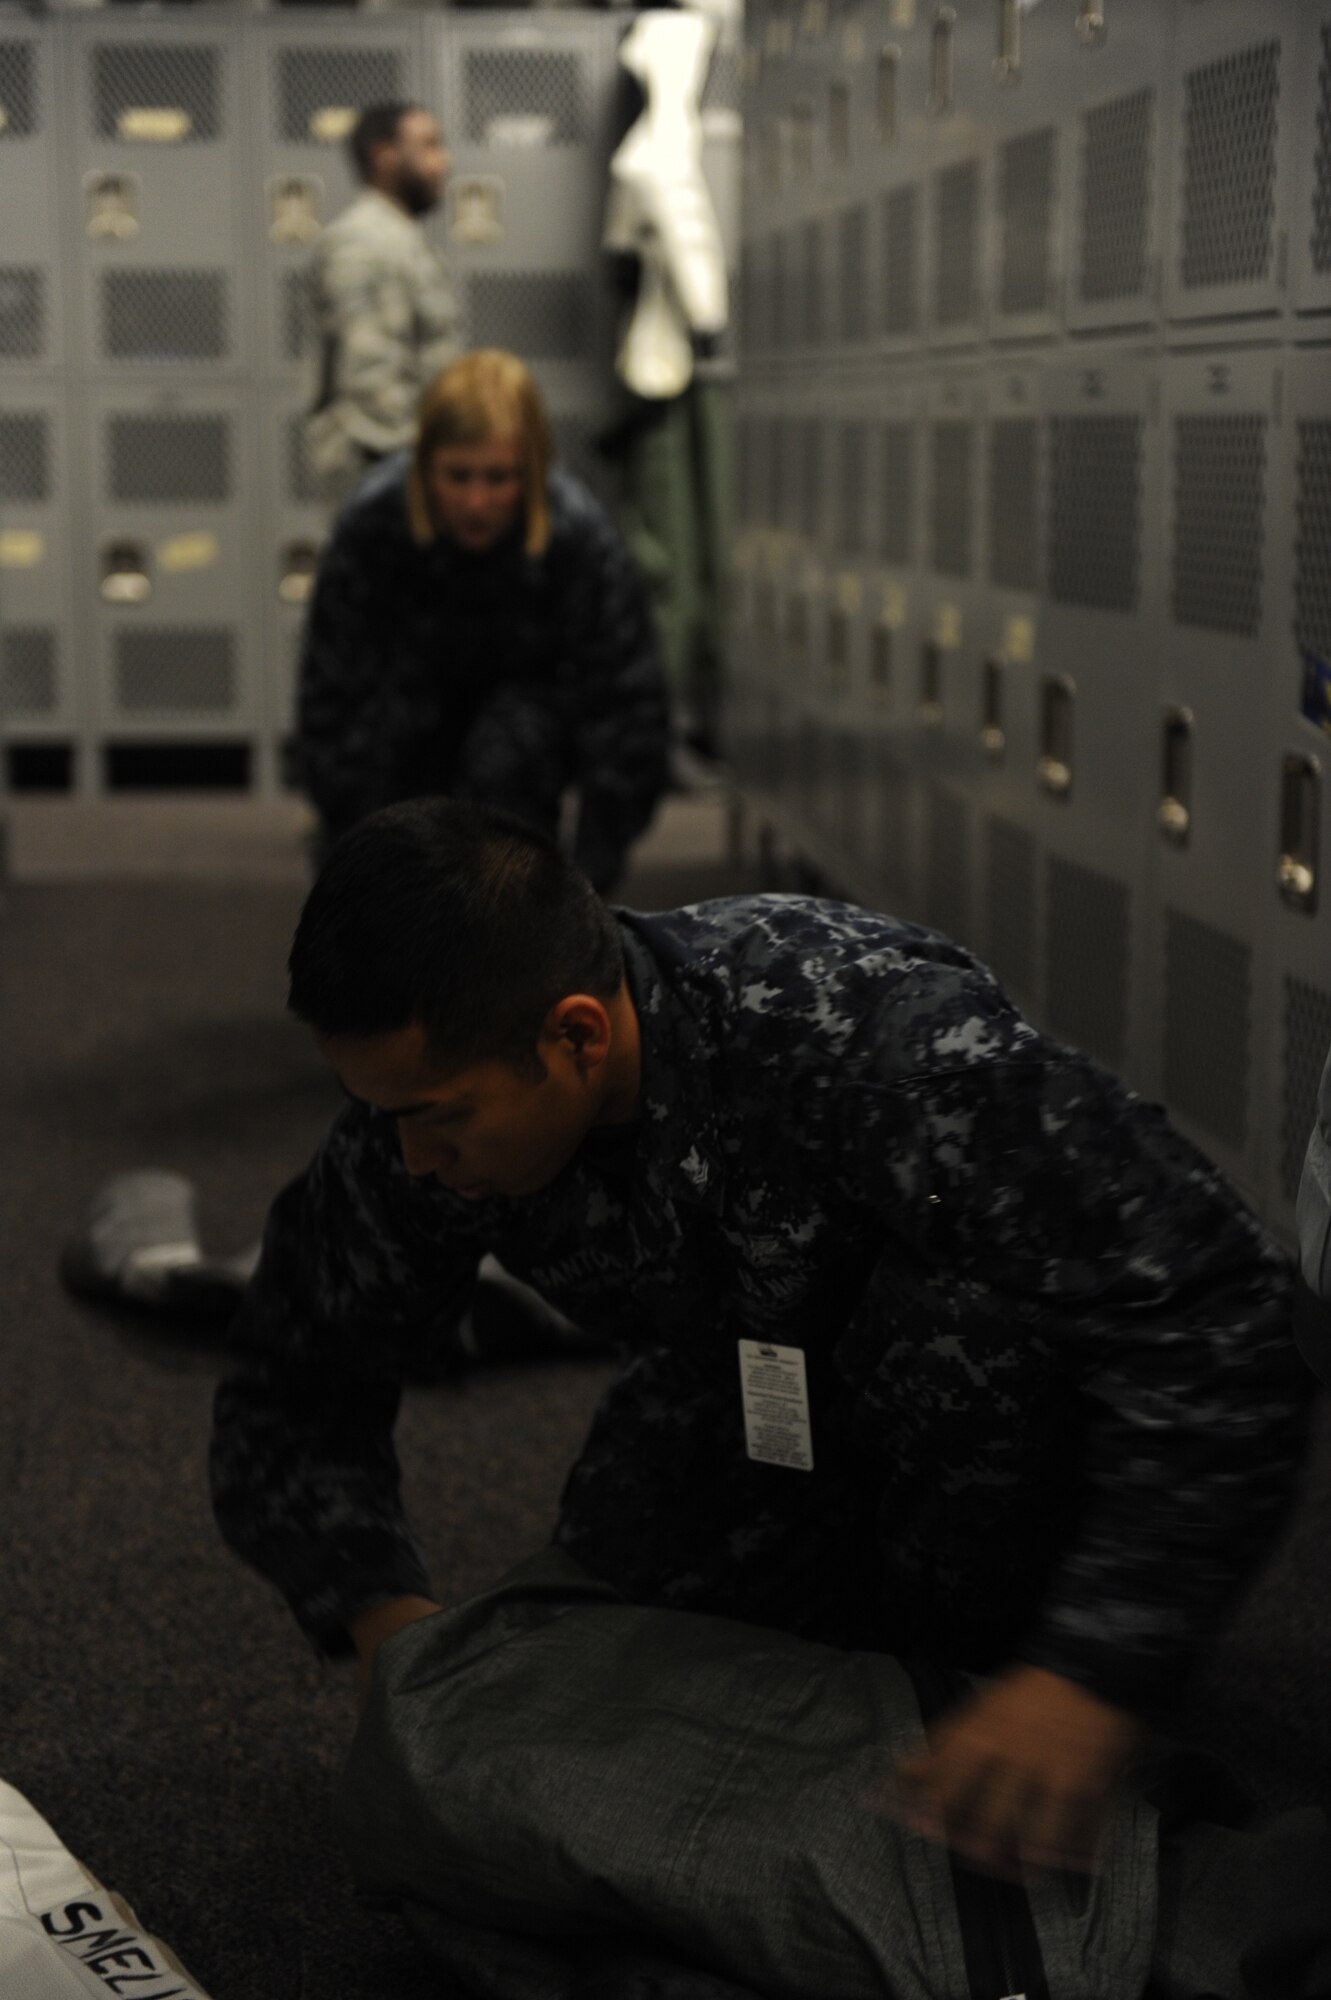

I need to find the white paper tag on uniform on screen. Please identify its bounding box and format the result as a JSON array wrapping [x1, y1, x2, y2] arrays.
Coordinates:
[[738, 1340, 814, 1471]]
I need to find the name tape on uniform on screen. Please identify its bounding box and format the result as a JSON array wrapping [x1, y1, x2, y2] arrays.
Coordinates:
[[738, 1339, 814, 1472]]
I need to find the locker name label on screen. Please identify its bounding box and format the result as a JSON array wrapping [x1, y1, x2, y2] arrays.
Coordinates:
[[1003, 616, 1035, 664], [117, 107, 192, 143], [158, 534, 218, 574], [0, 532, 45, 569], [310, 107, 357, 143]]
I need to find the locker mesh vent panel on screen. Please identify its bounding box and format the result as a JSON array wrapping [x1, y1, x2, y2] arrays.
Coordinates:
[[467, 273, 591, 361], [1295, 420, 1331, 661], [799, 419, 823, 541], [464, 49, 585, 147], [1281, 977, 1331, 1202], [1315, 26, 1331, 273], [93, 44, 221, 144], [282, 269, 315, 362], [1080, 88, 1152, 303], [1048, 415, 1141, 611], [804, 222, 825, 345], [1171, 414, 1265, 636], [277, 49, 402, 145], [1180, 40, 1279, 290], [882, 184, 920, 334], [0, 267, 44, 359], [839, 205, 869, 341], [1164, 909, 1251, 1152], [880, 421, 913, 565], [102, 271, 227, 362], [108, 414, 231, 503], [2, 628, 56, 716], [930, 421, 973, 578], [837, 421, 867, 553], [926, 785, 970, 947], [0, 42, 36, 138], [987, 816, 1036, 999], [286, 414, 319, 506], [1046, 858, 1129, 1070], [0, 413, 50, 502], [999, 126, 1056, 315], [989, 418, 1039, 591], [701, 43, 742, 115], [114, 628, 236, 713], [551, 415, 610, 505], [934, 159, 979, 328]]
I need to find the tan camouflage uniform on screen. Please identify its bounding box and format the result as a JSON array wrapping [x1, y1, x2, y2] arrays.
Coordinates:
[[305, 187, 460, 504]]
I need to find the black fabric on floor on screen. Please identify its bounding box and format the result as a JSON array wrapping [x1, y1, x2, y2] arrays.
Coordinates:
[[3, 850, 1330, 1999]]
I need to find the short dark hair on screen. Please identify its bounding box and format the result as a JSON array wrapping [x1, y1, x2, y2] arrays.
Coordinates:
[[348, 103, 419, 183], [287, 798, 625, 1075]]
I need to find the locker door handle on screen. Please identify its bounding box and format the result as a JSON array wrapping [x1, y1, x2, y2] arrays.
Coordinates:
[[279, 541, 321, 605], [85, 171, 140, 242], [101, 541, 151, 604], [980, 653, 1006, 759], [1037, 673, 1074, 797], [994, 0, 1021, 81], [930, 8, 956, 115], [1076, 1, 1106, 46], [1159, 706, 1193, 846], [878, 46, 901, 143], [268, 176, 323, 246], [1278, 753, 1320, 915], [871, 623, 894, 708], [920, 639, 944, 724]]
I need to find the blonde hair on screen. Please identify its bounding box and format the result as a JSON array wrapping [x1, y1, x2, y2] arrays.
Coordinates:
[[407, 349, 553, 556]]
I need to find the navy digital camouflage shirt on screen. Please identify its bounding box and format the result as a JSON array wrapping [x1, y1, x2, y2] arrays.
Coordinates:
[[211, 896, 1308, 1712]]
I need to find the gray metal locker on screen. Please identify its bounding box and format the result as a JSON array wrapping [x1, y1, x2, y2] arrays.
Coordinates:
[[0, 26, 65, 375], [1292, 5, 1331, 319], [0, 384, 81, 766]]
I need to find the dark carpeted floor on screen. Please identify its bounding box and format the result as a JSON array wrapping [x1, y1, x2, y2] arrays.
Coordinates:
[[3, 837, 1329, 1999]]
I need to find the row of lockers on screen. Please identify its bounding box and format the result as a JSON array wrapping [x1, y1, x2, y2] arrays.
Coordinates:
[[739, 0, 1331, 342], [0, 9, 740, 788]]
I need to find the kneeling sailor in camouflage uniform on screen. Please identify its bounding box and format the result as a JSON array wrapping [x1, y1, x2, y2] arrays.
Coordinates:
[[211, 797, 1309, 1882]]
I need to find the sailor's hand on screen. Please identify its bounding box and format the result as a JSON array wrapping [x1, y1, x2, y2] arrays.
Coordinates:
[[349, 1593, 443, 1711], [884, 1663, 1139, 1880]]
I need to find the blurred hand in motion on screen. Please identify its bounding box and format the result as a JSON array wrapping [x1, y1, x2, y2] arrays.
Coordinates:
[[349, 1593, 443, 1712], [884, 1662, 1140, 1880]]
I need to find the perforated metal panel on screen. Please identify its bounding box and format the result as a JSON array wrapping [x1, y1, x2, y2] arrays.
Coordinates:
[[1179, 40, 1280, 291], [0, 40, 36, 138], [0, 413, 50, 502], [1281, 976, 1331, 1201], [113, 628, 236, 713], [1314, 23, 1331, 275], [285, 414, 319, 507], [988, 418, 1039, 592], [1048, 416, 1142, 612], [1046, 857, 1130, 1069], [1295, 419, 1331, 660], [92, 43, 221, 144], [933, 159, 979, 330], [702, 41, 742, 117], [987, 816, 1036, 999], [276, 47, 403, 146], [467, 273, 592, 361], [1, 628, 57, 717], [999, 126, 1056, 317], [1164, 908, 1252, 1150], [880, 420, 913, 566], [839, 204, 869, 343], [837, 421, 867, 554], [926, 784, 970, 945], [0, 267, 45, 359], [100, 270, 228, 362], [107, 413, 231, 503], [463, 48, 586, 147], [282, 268, 315, 364], [1079, 89, 1154, 306], [882, 184, 921, 336], [929, 420, 973, 578], [1171, 414, 1266, 635]]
